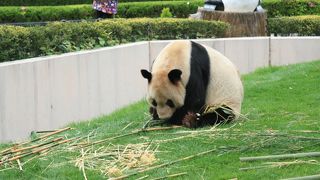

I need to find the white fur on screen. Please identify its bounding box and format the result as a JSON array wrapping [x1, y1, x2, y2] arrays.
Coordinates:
[[223, 0, 260, 12], [203, 44, 243, 118], [148, 41, 192, 119], [148, 40, 243, 119]]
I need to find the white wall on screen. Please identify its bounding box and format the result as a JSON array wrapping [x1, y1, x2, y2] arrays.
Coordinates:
[[0, 37, 319, 142], [0, 42, 149, 142], [270, 37, 320, 66], [149, 37, 270, 74]]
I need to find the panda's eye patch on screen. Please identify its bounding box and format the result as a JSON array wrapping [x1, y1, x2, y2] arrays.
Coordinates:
[[166, 100, 175, 108], [152, 99, 157, 107]]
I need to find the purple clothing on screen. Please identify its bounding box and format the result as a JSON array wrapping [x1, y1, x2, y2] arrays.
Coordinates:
[[93, 0, 118, 14]]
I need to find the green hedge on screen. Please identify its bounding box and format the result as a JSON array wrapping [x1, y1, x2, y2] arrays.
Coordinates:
[[0, 5, 94, 23], [0, 18, 228, 62], [0, 0, 191, 6], [0, 0, 320, 19], [262, 0, 320, 18], [267, 15, 320, 35], [117, 1, 202, 18], [0, 1, 202, 23]]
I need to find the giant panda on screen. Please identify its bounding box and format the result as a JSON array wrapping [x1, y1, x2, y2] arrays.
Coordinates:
[[141, 40, 243, 128], [204, 0, 263, 12]]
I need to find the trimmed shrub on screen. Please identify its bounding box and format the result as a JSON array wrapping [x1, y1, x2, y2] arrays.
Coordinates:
[[115, 18, 228, 41], [0, 26, 35, 61], [267, 15, 320, 36], [117, 1, 202, 18], [0, 18, 228, 62], [0, 5, 94, 23], [0, 0, 191, 6], [160, 8, 173, 18], [1, 0, 319, 20], [0, 1, 203, 23], [262, 0, 320, 18]]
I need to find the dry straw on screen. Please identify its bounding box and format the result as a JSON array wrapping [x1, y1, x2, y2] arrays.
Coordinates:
[[74, 143, 159, 179]]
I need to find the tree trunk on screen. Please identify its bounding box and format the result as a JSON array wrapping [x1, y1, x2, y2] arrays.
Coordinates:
[[199, 8, 267, 37]]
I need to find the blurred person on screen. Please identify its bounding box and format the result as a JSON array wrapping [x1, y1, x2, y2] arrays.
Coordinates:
[[93, 0, 118, 19]]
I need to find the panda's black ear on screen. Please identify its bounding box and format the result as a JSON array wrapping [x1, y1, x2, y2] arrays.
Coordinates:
[[168, 69, 182, 84], [141, 69, 152, 83]]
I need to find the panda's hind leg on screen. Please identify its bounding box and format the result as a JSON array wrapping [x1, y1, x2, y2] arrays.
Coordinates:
[[200, 105, 235, 126]]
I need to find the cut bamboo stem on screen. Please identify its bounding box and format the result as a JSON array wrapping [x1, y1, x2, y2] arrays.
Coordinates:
[[142, 126, 182, 132], [0, 138, 72, 165], [1, 127, 72, 156], [281, 174, 320, 180], [17, 159, 23, 171], [35, 130, 58, 134], [151, 172, 187, 180], [80, 126, 182, 147], [24, 127, 71, 145], [240, 152, 320, 162], [239, 165, 271, 171], [111, 148, 216, 180], [257, 134, 320, 141], [136, 175, 149, 180], [2, 137, 63, 156], [0, 145, 18, 156]]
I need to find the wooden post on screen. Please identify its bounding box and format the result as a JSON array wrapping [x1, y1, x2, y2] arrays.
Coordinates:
[[198, 8, 267, 37]]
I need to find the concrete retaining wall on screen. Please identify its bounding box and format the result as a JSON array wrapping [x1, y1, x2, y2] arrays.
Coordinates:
[[270, 37, 320, 66], [0, 42, 149, 142], [0, 37, 319, 142]]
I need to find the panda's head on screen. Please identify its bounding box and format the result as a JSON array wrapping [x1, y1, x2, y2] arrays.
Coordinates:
[[141, 69, 185, 120]]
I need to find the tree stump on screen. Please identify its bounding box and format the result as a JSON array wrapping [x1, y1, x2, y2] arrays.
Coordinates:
[[198, 8, 267, 37]]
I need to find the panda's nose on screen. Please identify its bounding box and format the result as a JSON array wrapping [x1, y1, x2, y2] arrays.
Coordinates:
[[158, 115, 169, 120], [158, 114, 170, 120]]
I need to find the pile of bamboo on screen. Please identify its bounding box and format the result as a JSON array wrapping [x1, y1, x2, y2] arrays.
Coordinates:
[[0, 127, 74, 170], [1, 120, 320, 179]]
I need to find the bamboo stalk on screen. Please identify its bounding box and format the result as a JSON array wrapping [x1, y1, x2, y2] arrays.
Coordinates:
[[35, 130, 58, 134], [25, 127, 71, 144], [0, 138, 72, 165], [0, 145, 18, 156], [291, 130, 320, 133], [121, 122, 133, 131], [2, 137, 63, 156], [0, 127, 72, 156], [136, 175, 149, 180], [80, 126, 182, 147], [281, 174, 320, 180], [17, 159, 23, 171], [80, 132, 138, 147], [239, 165, 271, 171], [141, 126, 182, 132], [111, 148, 216, 180], [240, 152, 320, 162], [256, 134, 320, 141], [151, 172, 187, 180]]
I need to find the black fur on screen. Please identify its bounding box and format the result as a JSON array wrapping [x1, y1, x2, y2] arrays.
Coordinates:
[[141, 69, 152, 83], [168, 69, 182, 84], [168, 41, 210, 125], [254, 0, 262, 12], [199, 105, 234, 126], [150, 41, 235, 127], [205, 0, 225, 11]]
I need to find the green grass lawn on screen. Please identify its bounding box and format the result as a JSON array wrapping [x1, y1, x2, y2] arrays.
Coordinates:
[[1, 60, 320, 180]]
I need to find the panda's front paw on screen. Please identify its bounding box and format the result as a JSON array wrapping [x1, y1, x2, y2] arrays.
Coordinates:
[[182, 112, 199, 128]]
